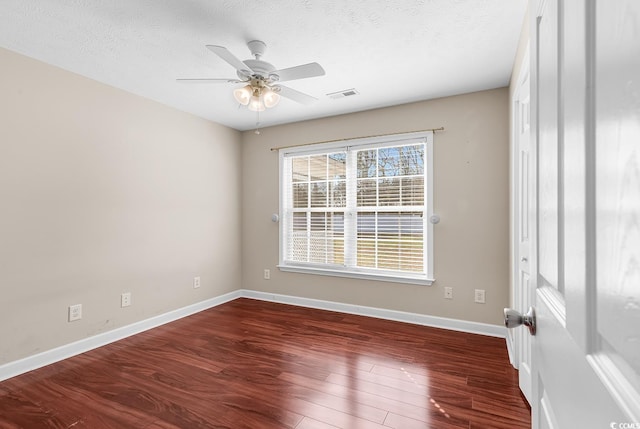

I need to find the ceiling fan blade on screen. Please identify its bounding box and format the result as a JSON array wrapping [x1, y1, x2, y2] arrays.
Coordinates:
[[176, 78, 243, 84], [275, 85, 318, 105], [272, 62, 325, 82], [206, 45, 253, 75]]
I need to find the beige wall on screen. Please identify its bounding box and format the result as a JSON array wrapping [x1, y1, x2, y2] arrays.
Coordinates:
[[242, 88, 510, 325], [0, 47, 242, 365]]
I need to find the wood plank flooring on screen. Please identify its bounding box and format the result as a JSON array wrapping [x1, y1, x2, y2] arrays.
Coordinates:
[[0, 298, 530, 428]]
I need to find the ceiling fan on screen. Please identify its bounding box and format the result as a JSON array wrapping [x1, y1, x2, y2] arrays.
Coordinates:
[[177, 40, 325, 112]]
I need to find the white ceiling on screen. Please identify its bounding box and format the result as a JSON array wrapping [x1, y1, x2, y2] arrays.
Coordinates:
[[0, 0, 528, 131]]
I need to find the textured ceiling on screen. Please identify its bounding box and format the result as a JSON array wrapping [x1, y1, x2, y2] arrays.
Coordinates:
[[0, 0, 527, 131]]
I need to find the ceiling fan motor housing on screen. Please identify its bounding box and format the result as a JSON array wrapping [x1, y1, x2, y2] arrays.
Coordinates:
[[237, 40, 281, 81], [240, 59, 277, 80]]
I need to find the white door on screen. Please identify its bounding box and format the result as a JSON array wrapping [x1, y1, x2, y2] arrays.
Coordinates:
[[510, 49, 533, 405], [526, 0, 640, 427]]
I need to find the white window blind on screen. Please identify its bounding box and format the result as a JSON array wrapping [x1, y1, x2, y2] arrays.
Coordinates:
[[279, 131, 434, 285]]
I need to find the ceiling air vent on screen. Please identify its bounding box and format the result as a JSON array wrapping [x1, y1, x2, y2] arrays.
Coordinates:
[[327, 88, 360, 99]]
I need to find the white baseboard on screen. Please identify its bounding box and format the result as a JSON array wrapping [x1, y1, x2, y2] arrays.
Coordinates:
[[0, 290, 242, 382], [0, 288, 505, 382], [240, 290, 506, 338]]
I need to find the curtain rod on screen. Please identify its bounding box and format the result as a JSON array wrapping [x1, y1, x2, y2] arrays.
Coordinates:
[[269, 127, 445, 152]]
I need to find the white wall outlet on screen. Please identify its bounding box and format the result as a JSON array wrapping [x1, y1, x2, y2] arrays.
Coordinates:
[[193, 276, 201, 289], [263, 269, 271, 280], [474, 289, 486, 304], [121, 292, 132, 308], [444, 287, 453, 299], [68, 304, 82, 322]]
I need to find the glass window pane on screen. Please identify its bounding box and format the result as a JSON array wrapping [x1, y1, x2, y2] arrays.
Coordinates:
[[354, 212, 424, 272], [328, 212, 344, 265], [309, 237, 327, 263], [378, 178, 401, 206], [398, 212, 423, 237], [357, 149, 377, 178], [399, 237, 423, 272], [328, 212, 345, 236], [292, 212, 307, 231], [357, 212, 376, 239], [378, 147, 401, 177], [357, 212, 376, 268], [377, 212, 398, 235], [357, 240, 376, 268], [290, 236, 307, 261], [292, 157, 309, 182], [292, 183, 309, 208], [309, 155, 327, 181], [310, 212, 326, 231], [378, 145, 426, 177], [330, 180, 346, 207], [332, 239, 345, 265], [400, 144, 425, 175], [401, 177, 424, 205], [310, 182, 327, 207], [328, 152, 346, 179], [290, 212, 308, 262], [377, 239, 399, 270], [305, 212, 346, 265], [357, 179, 377, 207]]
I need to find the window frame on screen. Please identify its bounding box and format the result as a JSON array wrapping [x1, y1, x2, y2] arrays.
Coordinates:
[[278, 131, 434, 286]]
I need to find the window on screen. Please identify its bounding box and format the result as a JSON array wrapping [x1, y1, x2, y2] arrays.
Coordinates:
[[278, 131, 434, 285]]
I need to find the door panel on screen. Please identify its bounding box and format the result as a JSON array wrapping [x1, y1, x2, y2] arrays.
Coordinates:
[[594, 0, 640, 416], [530, 0, 639, 426], [562, 0, 588, 352], [535, 286, 625, 427], [539, 387, 558, 429], [520, 150, 529, 245], [537, 0, 560, 292]]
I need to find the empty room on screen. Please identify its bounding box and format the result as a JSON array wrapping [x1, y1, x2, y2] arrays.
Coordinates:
[[1, 1, 638, 428]]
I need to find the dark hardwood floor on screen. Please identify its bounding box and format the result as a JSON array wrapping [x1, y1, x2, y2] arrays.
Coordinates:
[[0, 298, 530, 428]]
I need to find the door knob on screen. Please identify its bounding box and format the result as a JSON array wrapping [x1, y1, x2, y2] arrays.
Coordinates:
[[504, 306, 536, 336]]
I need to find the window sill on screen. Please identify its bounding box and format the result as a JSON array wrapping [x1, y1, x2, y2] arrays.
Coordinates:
[[277, 264, 434, 286]]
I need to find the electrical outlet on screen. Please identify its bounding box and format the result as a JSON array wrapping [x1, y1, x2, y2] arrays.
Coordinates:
[[474, 289, 486, 304], [193, 276, 201, 289], [444, 287, 453, 299], [264, 269, 271, 280], [68, 304, 82, 322], [121, 292, 132, 308]]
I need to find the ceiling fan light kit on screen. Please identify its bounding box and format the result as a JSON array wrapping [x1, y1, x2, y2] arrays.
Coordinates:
[[233, 77, 281, 111], [178, 40, 325, 113], [262, 88, 280, 108], [233, 85, 252, 105]]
